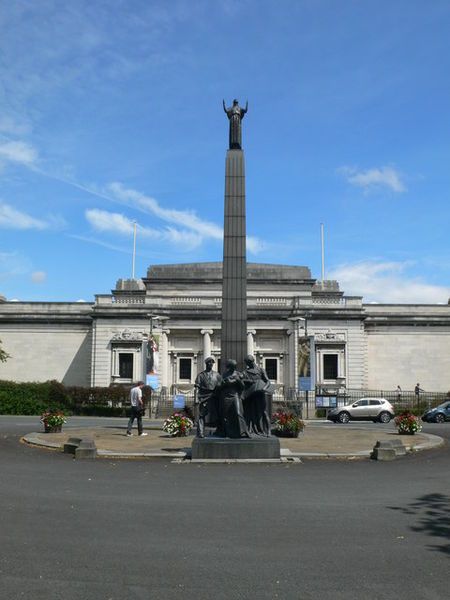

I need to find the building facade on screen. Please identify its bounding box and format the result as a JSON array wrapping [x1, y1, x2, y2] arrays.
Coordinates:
[[1, 262, 449, 394]]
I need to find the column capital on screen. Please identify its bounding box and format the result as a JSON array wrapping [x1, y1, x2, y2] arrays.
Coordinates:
[[247, 329, 256, 336], [201, 329, 214, 336], [162, 328, 170, 335]]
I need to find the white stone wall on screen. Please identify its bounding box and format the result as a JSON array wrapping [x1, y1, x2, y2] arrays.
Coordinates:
[[0, 323, 92, 386], [312, 319, 367, 389], [367, 328, 450, 392], [91, 318, 149, 387]]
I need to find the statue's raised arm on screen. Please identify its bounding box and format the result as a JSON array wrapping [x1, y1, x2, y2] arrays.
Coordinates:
[[223, 98, 248, 150]]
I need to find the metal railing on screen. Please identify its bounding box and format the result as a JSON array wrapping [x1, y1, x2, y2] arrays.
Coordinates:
[[150, 387, 449, 420]]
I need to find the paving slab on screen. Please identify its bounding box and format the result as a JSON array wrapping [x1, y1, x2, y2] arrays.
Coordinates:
[[22, 424, 444, 460]]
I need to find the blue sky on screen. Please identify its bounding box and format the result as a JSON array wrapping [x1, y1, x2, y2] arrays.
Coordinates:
[[1, 0, 450, 303]]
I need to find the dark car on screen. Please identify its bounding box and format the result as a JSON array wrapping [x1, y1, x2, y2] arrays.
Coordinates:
[[422, 401, 450, 423]]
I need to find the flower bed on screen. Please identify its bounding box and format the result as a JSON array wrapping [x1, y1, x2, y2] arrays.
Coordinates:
[[394, 411, 422, 435], [162, 412, 194, 437], [272, 410, 305, 438]]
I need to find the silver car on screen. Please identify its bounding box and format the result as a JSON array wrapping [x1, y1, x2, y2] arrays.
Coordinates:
[[327, 398, 395, 424]]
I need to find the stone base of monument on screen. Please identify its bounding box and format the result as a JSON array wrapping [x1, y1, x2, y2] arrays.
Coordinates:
[[191, 436, 280, 460]]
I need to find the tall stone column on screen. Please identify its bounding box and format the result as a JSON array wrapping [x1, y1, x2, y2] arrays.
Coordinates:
[[221, 149, 247, 371], [201, 329, 213, 360], [247, 329, 256, 356], [160, 329, 170, 389], [287, 329, 297, 389]]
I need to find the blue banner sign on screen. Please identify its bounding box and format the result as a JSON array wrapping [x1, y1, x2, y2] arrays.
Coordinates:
[[173, 394, 186, 409]]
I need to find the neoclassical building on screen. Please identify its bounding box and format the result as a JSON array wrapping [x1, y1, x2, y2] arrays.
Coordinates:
[[1, 262, 450, 394]]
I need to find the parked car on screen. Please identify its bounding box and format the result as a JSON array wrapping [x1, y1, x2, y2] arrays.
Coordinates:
[[327, 398, 395, 424], [421, 401, 450, 423]]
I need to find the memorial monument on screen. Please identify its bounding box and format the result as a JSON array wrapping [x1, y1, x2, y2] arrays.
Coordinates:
[[220, 99, 248, 372], [191, 100, 280, 459]]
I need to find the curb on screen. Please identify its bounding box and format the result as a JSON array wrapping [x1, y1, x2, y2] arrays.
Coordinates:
[[22, 431, 444, 462]]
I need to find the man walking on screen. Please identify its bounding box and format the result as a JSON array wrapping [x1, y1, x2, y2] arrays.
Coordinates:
[[127, 381, 148, 437]]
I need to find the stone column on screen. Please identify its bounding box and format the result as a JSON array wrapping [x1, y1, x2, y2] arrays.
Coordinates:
[[221, 148, 247, 371], [247, 329, 256, 356], [201, 329, 213, 361], [160, 329, 170, 389], [287, 329, 297, 389]]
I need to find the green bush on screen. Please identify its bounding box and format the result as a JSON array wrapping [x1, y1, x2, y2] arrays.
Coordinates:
[[0, 379, 148, 417], [0, 380, 71, 415]]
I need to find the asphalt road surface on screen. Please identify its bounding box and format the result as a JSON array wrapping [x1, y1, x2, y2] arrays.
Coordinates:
[[1, 416, 449, 600]]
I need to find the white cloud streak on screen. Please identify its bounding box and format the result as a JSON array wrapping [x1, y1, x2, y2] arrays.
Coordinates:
[[106, 182, 265, 254], [339, 166, 406, 193], [0, 202, 48, 230], [329, 260, 450, 303], [85, 208, 203, 250], [0, 140, 38, 168]]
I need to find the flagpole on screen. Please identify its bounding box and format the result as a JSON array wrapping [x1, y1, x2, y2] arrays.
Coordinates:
[[320, 223, 325, 287], [132, 221, 137, 279]]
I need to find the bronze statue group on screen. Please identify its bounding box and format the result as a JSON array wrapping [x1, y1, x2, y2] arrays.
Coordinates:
[[195, 355, 274, 439]]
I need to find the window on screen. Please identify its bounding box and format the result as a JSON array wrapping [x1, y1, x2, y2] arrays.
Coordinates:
[[370, 400, 381, 406], [265, 358, 278, 381], [355, 400, 368, 407], [179, 358, 192, 380], [323, 354, 338, 379], [119, 353, 134, 379]]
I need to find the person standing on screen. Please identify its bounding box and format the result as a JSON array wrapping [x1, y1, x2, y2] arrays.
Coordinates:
[[127, 381, 148, 437], [414, 383, 424, 408]]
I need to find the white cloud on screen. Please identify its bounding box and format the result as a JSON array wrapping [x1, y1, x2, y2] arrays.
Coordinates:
[[329, 260, 450, 303], [31, 271, 47, 284], [339, 166, 406, 193], [0, 202, 48, 230], [0, 140, 38, 168], [85, 208, 202, 250], [106, 182, 264, 254], [86, 208, 134, 236], [108, 182, 223, 240]]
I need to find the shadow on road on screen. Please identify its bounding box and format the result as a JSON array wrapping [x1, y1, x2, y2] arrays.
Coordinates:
[[389, 493, 450, 556]]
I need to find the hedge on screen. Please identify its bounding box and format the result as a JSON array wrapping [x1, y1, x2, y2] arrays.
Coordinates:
[[0, 380, 151, 417]]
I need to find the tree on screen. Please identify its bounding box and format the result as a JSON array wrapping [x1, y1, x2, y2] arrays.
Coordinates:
[[0, 339, 10, 363]]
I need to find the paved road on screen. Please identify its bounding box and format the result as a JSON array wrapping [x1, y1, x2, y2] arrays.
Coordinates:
[[1, 416, 449, 600]]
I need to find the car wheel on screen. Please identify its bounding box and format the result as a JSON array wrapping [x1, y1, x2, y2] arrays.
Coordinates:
[[435, 413, 445, 423], [337, 412, 350, 424], [379, 412, 391, 424]]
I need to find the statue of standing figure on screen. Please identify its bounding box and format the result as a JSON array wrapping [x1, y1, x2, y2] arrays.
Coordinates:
[[215, 359, 250, 438], [241, 355, 274, 436], [223, 99, 248, 149], [194, 357, 222, 438]]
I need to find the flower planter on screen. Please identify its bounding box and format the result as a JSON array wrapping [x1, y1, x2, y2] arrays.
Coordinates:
[[398, 430, 416, 435], [44, 424, 62, 433], [273, 430, 301, 438]]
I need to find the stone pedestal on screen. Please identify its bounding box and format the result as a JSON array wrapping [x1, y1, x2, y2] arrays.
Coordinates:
[[221, 149, 247, 371], [191, 436, 280, 460]]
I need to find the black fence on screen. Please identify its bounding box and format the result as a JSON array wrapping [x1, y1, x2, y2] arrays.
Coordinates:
[[150, 388, 450, 420]]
